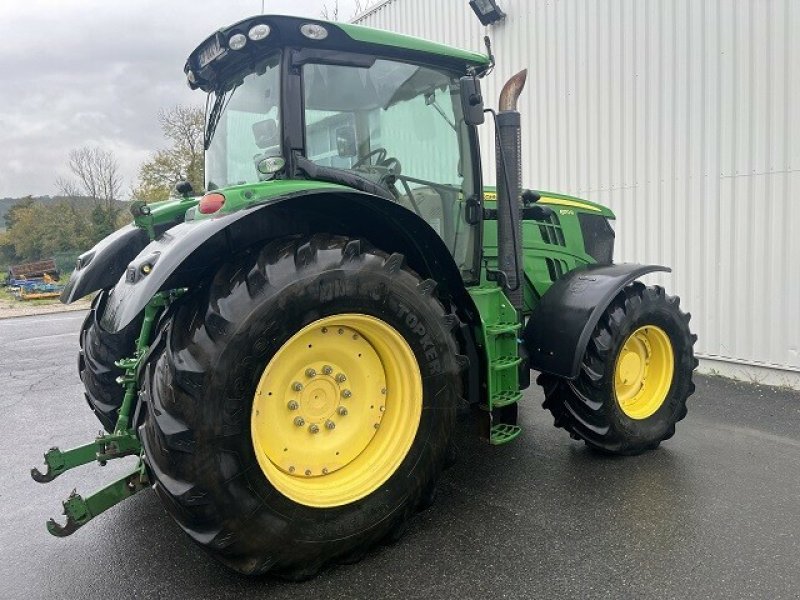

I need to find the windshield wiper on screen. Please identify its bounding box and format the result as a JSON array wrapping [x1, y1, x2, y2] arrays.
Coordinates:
[[204, 86, 237, 150], [424, 92, 456, 132]]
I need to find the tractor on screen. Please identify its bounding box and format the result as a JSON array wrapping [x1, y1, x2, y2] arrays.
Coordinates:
[[32, 15, 697, 579]]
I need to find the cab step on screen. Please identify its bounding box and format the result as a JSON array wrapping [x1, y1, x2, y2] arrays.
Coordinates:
[[490, 423, 522, 445], [488, 390, 523, 408]]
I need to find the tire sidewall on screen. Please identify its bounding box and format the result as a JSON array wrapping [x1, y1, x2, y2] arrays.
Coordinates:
[[602, 299, 693, 440], [185, 254, 457, 551]]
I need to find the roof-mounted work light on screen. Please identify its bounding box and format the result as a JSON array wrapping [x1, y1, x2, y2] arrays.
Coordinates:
[[469, 0, 506, 26]]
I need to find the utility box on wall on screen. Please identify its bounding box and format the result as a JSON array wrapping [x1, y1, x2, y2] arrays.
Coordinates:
[[355, 0, 800, 386]]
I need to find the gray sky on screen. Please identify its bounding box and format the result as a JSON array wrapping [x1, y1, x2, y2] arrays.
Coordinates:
[[0, 0, 365, 198]]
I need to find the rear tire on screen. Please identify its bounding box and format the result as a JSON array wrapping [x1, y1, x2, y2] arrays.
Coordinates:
[[539, 282, 698, 455], [79, 291, 142, 432], [140, 234, 462, 577]]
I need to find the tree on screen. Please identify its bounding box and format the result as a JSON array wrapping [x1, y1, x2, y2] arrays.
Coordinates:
[[321, 1, 375, 21], [133, 105, 205, 203], [57, 146, 123, 238], [3, 196, 35, 231], [3, 199, 93, 261]]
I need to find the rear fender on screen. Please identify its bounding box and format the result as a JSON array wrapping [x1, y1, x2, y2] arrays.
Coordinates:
[[522, 263, 670, 379], [99, 189, 479, 333]]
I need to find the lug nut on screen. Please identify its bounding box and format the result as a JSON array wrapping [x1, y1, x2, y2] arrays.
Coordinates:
[[322, 365, 333, 375], [381, 388, 387, 395], [379, 406, 385, 412], [337, 406, 348, 416], [341, 389, 352, 399], [374, 423, 380, 429], [305, 368, 316, 378], [287, 400, 299, 410], [305, 469, 312, 476], [309, 424, 320, 434], [335, 373, 347, 383], [292, 381, 303, 392], [293, 416, 305, 427], [325, 420, 336, 430], [322, 468, 329, 475], [289, 466, 295, 473]]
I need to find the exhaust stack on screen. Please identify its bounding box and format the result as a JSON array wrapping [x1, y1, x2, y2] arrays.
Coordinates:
[[495, 69, 527, 311]]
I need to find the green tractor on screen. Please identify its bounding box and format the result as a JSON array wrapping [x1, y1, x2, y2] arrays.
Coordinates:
[[33, 15, 697, 578]]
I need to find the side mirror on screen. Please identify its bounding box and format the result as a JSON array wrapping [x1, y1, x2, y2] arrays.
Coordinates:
[[175, 180, 194, 198], [252, 118, 279, 149], [336, 125, 358, 157], [460, 76, 485, 125]]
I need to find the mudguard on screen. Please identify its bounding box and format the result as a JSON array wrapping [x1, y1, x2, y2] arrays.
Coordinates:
[[522, 263, 670, 379], [97, 189, 475, 333], [61, 225, 151, 304]]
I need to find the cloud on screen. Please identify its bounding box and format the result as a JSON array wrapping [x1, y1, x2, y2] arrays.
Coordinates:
[[0, 0, 363, 198]]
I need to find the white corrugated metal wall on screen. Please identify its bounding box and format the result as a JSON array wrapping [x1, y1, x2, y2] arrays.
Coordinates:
[[355, 0, 800, 387]]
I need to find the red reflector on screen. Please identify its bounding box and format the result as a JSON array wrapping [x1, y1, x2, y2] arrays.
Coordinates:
[[198, 193, 225, 214]]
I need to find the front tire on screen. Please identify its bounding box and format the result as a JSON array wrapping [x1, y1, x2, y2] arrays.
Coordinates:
[[140, 234, 462, 577], [539, 282, 698, 455], [79, 291, 142, 432]]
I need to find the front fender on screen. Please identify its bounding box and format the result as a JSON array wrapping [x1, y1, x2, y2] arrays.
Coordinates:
[[60, 224, 150, 303], [522, 263, 670, 379], [99, 200, 302, 333]]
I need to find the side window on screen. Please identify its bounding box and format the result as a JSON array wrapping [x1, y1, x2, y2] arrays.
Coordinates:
[[302, 59, 478, 279], [369, 89, 461, 187]]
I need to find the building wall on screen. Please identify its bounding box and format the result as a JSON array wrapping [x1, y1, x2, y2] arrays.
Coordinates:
[[355, 0, 800, 386]]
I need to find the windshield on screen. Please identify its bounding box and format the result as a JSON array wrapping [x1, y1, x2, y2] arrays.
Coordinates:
[[302, 59, 478, 277], [205, 53, 281, 190]]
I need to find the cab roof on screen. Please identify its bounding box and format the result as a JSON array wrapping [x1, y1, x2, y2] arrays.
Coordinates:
[[185, 14, 490, 92]]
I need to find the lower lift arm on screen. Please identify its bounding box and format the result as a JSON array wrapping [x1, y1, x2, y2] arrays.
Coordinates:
[[30, 289, 185, 536]]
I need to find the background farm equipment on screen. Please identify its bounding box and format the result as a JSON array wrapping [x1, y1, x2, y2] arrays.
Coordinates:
[[3, 259, 64, 300], [6, 258, 60, 282]]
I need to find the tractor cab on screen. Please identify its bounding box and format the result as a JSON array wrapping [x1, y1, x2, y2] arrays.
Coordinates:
[[189, 15, 488, 279]]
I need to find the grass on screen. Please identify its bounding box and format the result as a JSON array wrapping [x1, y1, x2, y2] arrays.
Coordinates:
[[0, 285, 62, 307], [0, 273, 69, 307]]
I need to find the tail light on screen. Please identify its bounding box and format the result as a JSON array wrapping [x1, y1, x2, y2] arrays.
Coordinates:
[[198, 193, 225, 214]]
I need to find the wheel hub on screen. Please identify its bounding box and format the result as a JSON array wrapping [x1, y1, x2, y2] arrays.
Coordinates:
[[617, 351, 644, 386], [251, 314, 421, 507], [613, 325, 674, 420]]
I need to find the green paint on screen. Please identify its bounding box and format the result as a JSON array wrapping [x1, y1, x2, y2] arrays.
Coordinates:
[[35, 290, 185, 536], [133, 196, 199, 239], [191, 179, 352, 220], [468, 285, 523, 445], [483, 186, 615, 218], [113, 289, 186, 433], [148, 196, 200, 223], [482, 188, 615, 311], [47, 462, 149, 537], [337, 22, 489, 68]]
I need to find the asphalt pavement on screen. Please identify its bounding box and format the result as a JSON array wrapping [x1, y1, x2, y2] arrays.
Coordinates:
[[2, 311, 800, 600]]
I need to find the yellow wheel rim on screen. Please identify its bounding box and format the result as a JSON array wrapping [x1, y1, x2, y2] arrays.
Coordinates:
[[613, 325, 674, 420], [251, 313, 422, 508]]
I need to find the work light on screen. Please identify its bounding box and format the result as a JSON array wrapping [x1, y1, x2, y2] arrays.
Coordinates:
[[469, 0, 506, 25], [248, 24, 270, 41], [228, 33, 247, 51], [300, 23, 328, 40]]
